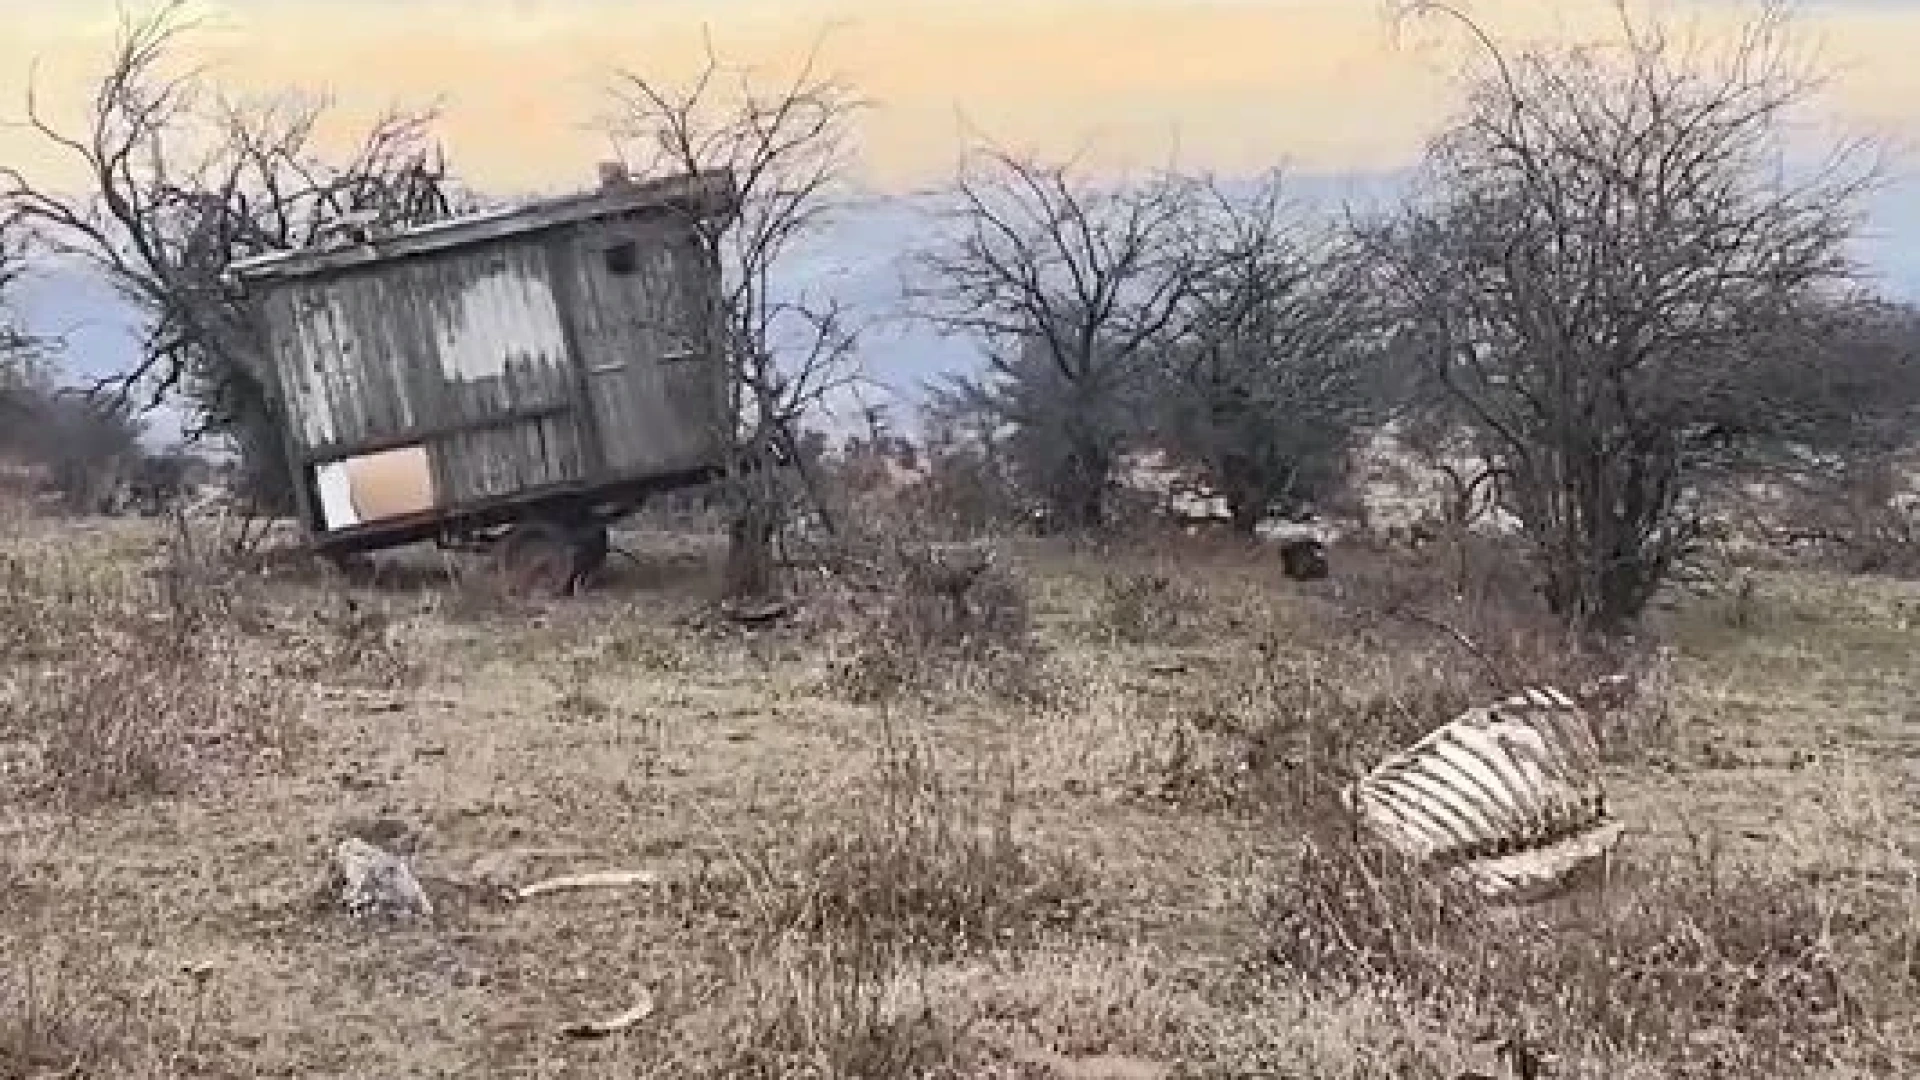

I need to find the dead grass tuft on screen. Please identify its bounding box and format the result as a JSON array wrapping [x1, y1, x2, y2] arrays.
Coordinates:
[[650, 723, 1098, 1078], [5, 632, 302, 809], [0, 934, 214, 1080], [1113, 545, 1679, 810], [1092, 570, 1202, 645], [0, 526, 323, 809], [822, 542, 1057, 707], [780, 725, 1094, 959], [1263, 826, 1920, 1075], [681, 936, 970, 1080], [0, 948, 140, 1078]]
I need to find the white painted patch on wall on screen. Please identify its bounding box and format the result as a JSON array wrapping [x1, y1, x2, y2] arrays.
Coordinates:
[[432, 269, 567, 381]]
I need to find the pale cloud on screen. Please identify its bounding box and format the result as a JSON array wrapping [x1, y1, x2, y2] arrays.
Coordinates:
[[2, 0, 1917, 193]]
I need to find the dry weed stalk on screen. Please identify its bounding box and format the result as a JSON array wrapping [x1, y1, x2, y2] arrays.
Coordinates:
[[1267, 825, 1915, 1075], [779, 715, 1092, 958], [823, 539, 1051, 707]]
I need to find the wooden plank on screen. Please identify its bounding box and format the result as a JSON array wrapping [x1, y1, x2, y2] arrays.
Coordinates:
[[574, 218, 686, 473], [333, 274, 397, 438], [385, 256, 454, 498], [302, 283, 356, 450], [301, 401, 574, 466], [661, 229, 729, 464], [543, 227, 608, 480]]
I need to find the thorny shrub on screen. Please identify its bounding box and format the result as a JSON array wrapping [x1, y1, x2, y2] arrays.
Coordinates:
[[1742, 457, 1920, 579], [1263, 827, 1920, 1077]]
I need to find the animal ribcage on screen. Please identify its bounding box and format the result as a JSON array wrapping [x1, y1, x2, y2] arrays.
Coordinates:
[[1346, 685, 1624, 902]]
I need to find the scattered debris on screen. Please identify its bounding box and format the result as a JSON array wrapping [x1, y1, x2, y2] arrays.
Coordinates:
[[1457, 1031, 1552, 1080], [560, 989, 656, 1039], [1345, 685, 1623, 903], [514, 869, 659, 903], [719, 597, 792, 625], [331, 837, 433, 919]]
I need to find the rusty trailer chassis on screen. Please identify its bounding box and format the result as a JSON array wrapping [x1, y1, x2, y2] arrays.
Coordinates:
[[307, 463, 728, 595]]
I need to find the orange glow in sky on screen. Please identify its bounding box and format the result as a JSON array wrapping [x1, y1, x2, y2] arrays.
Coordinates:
[[2, 0, 1917, 193]]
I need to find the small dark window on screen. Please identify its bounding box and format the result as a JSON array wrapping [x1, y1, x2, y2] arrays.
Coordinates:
[[603, 241, 639, 275]]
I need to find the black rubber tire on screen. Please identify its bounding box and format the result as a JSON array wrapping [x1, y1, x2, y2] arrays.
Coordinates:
[[572, 523, 610, 586], [495, 522, 581, 598]]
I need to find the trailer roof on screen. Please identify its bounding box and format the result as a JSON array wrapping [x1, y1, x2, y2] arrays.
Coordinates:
[[228, 168, 736, 284]]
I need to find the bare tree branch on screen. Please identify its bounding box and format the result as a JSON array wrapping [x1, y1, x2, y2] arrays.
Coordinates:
[[1150, 169, 1389, 532], [905, 145, 1199, 527], [602, 25, 873, 597], [1362, 0, 1888, 634], [0, 1, 466, 512]]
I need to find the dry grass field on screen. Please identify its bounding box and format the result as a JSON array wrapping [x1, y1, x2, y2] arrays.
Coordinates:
[[1, 511, 1916, 1078]]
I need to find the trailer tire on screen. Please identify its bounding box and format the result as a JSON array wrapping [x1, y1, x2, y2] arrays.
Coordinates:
[[495, 520, 612, 597], [573, 523, 610, 586], [496, 522, 584, 598]]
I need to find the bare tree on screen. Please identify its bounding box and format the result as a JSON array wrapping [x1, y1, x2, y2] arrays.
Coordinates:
[[0, 1, 463, 524], [1737, 293, 1920, 570], [908, 148, 1197, 529], [1363, 0, 1882, 634], [605, 31, 869, 600], [1, 200, 149, 512], [1154, 171, 1387, 534], [0, 210, 32, 379], [907, 375, 1026, 534]]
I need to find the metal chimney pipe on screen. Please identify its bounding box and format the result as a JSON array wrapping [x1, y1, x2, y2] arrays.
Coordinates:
[[597, 161, 631, 190]]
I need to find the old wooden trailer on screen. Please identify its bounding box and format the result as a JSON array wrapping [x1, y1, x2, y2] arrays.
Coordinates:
[[228, 167, 739, 593]]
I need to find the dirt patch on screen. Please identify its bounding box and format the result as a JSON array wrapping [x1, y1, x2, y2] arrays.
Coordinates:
[[1, 517, 1916, 1076]]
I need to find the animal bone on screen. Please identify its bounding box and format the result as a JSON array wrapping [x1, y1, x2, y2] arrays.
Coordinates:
[[513, 869, 659, 902], [561, 988, 656, 1039], [1346, 684, 1622, 903]]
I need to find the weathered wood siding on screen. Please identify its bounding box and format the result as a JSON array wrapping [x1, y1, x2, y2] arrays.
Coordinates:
[[254, 212, 723, 519], [564, 217, 726, 475]]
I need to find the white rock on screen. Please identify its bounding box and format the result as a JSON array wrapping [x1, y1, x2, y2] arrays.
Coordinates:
[[333, 837, 433, 919]]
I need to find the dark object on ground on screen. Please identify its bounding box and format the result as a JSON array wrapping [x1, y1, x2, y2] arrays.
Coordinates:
[[1279, 537, 1329, 581]]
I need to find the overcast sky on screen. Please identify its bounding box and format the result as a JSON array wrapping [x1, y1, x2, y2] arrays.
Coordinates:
[[5, 0, 1919, 439]]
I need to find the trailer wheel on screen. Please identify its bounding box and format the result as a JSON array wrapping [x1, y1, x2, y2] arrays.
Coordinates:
[[494, 520, 611, 597], [320, 550, 376, 583], [573, 523, 610, 585], [496, 522, 583, 598]]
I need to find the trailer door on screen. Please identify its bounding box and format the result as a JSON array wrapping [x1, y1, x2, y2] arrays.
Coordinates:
[[564, 220, 725, 478]]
